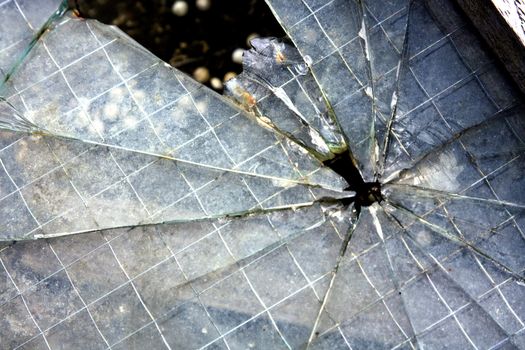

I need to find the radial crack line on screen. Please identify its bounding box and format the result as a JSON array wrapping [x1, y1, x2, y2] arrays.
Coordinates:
[[383, 103, 524, 184], [386, 199, 525, 283], [380, 202, 519, 343], [386, 183, 525, 209], [370, 205, 420, 345], [0, 0, 69, 92], [305, 210, 359, 349], [376, 0, 412, 180]]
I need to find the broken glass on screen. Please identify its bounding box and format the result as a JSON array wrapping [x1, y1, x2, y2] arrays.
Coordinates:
[[0, 0, 524, 349]]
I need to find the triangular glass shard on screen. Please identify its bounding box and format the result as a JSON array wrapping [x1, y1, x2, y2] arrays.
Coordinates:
[[225, 37, 348, 161], [379, 1, 522, 182], [0, 12, 347, 192], [265, 0, 378, 181]]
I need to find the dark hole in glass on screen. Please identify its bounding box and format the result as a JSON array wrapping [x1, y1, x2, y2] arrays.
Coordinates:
[[324, 151, 382, 211]]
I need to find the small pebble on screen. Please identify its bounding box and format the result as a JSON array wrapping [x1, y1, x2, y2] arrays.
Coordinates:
[[172, 0, 188, 16], [193, 66, 210, 83], [210, 77, 223, 90], [232, 48, 244, 64], [223, 71, 237, 82], [246, 33, 259, 47], [196, 0, 211, 11]]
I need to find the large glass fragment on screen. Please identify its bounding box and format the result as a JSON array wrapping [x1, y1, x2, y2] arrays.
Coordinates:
[[0, 0, 524, 348], [0, 2, 350, 240]]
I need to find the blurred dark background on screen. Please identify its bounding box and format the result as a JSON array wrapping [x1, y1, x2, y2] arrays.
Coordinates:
[[74, 0, 285, 90]]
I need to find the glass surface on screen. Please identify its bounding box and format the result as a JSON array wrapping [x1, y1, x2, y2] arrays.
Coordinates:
[[0, 0, 524, 348]]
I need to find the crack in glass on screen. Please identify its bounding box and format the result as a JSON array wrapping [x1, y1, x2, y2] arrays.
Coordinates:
[[0, 0, 524, 349]]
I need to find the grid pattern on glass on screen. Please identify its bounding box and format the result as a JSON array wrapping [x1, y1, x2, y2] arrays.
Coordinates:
[[224, 37, 349, 161], [266, 0, 411, 181], [0, 127, 348, 240], [0, 2, 349, 240], [0, 0, 524, 348], [0, 0, 65, 84], [264, 0, 525, 348], [0, 204, 352, 349], [0, 12, 346, 192]]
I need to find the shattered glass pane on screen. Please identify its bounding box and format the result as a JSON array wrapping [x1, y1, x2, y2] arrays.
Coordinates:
[[1, 0, 524, 348]]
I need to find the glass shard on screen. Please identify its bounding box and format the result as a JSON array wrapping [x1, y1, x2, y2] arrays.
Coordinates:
[[225, 37, 348, 160], [0, 13, 348, 192], [0, 0, 524, 348]]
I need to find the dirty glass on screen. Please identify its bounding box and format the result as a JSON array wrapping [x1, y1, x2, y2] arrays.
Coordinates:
[[0, 0, 524, 349]]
